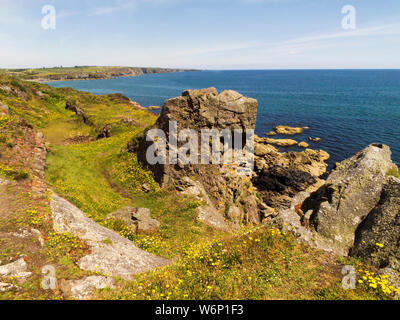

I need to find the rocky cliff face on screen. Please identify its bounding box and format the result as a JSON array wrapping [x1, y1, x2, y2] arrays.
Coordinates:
[[302, 144, 397, 255], [130, 88, 330, 230], [36, 67, 195, 82], [253, 137, 329, 208], [351, 176, 400, 286], [131, 88, 260, 229]]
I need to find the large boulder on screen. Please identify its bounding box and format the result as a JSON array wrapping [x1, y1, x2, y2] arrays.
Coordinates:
[[351, 176, 400, 286], [302, 144, 397, 255]]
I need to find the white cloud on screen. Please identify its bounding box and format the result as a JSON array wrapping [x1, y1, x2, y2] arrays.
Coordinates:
[[284, 23, 400, 45], [88, 0, 177, 16]]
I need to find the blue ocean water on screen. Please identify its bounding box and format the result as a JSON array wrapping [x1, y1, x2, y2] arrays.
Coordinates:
[[48, 70, 400, 169]]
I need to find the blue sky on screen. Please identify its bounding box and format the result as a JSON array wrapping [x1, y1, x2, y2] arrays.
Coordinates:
[[0, 0, 399, 69]]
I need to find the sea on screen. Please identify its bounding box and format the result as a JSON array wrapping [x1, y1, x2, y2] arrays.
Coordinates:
[[47, 70, 400, 169]]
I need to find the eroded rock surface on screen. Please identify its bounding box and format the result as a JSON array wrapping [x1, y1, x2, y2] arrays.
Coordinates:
[[0, 258, 32, 279], [351, 176, 400, 286], [65, 276, 115, 300], [132, 88, 260, 229], [51, 194, 169, 279], [253, 137, 329, 208], [0, 282, 18, 292], [303, 144, 397, 255]]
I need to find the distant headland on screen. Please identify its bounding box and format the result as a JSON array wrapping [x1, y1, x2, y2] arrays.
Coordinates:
[[0, 66, 200, 82]]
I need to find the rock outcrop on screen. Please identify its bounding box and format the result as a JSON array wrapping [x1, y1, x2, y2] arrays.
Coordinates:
[[0, 258, 32, 279], [302, 144, 397, 255], [51, 194, 169, 279], [253, 137, 329, 208], [130, 88, 332, 230], [63, 276, 115, 300], [106, 207, 160, 233], [131, 88, 260, 229], [351, 176, 400, 286]]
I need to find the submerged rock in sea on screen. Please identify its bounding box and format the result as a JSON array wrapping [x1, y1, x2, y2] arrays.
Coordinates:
[[262, 138, 298, 147], [273, 125, 303, 135], [298, 142, 309, 148], [308, 137, 322, 142]]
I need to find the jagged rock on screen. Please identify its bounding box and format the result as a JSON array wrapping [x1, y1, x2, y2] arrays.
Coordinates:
[[266, 131, 277, 136], [180, 177, 229, 231], [0, 282, 18, 292], [107, 207, 160, 233], [263, 138, 298, 147], [303, 144, 398, 255], [351, 176, 400, 286], [50, 194, 169, 279], [0, 258, 32, 279], [273, 125, 303, 135], [65, 276, 115, 300], [298, 142, 309, 148], [308, 137, 322, 142], [275, 192, 340, 254], [0, 102, 9, 116], [254, 142, 277, 157], [196, 205, 229, 231], [255, 165, 317, 208], [132, 88, 260, 229], [253, 143, 329, 208]]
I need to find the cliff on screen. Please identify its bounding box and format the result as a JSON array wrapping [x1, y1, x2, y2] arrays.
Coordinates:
[[2, 66, 199, 82]]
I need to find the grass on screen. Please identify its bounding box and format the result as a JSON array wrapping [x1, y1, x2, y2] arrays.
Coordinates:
[[1, 74, 399, 300], [96, 227, 391, 300]]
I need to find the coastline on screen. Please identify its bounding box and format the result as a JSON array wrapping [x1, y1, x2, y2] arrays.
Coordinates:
[[3, 66, 201, 83]]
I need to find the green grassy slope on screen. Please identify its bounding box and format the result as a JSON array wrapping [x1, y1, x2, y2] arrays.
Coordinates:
[[0, 74, 397, 300]]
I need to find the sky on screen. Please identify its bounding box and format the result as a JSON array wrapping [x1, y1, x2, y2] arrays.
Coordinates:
[[0, 0, 399, 69]]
